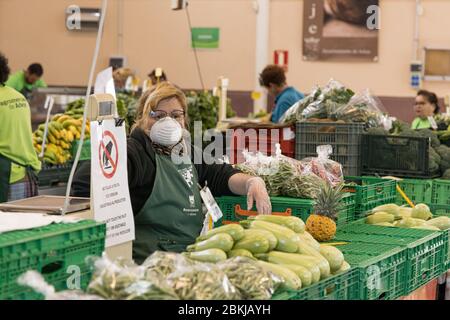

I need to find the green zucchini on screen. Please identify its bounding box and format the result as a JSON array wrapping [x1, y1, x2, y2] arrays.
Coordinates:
[[298, 232, 321, 251], [183, 249, 227, 263], [255, 252, 321, 283], [227, 249, 255, 260], [240, 220, 299, 253], [319, 245, 344, 273], [243, 229, 277, 251], [196, 224, 245, 242], [281, 264, 312, 287], [187, 233, 234, 252], [248, 215, 305, 233], [233, 234, 270, 254], [256, 261, 302, 290]]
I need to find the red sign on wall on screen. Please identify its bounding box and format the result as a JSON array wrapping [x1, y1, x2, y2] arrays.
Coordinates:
[[274, 50, 289, 71]]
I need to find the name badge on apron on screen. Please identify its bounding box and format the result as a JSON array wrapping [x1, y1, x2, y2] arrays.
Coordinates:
[[199, 183, 223, 235]]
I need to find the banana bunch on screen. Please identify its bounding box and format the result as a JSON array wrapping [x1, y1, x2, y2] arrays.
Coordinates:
[[32, 114, 90, 165], [64, 99, 85, 120], [52, 114, 91, 140]]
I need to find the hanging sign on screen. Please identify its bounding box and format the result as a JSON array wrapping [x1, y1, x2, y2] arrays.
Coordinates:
[[91, 118, 135, 247], [303, 0, 379, 62]]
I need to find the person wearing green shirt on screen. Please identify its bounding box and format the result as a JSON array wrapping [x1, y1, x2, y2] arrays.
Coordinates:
[[6, 63, 47, 99], [0, 53, 41, 203], [411, 90, 441, 130]]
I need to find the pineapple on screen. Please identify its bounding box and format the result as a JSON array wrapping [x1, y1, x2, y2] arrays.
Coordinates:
[[306, 183, 344, 242]]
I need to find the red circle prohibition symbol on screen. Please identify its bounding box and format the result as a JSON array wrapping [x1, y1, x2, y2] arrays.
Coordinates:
[[98, 130, 119, 179]]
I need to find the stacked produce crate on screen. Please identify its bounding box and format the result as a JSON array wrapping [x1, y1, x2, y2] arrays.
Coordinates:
[[215, 193, 356, 227], [295, 122, 365, 176], [344, 176, 397, 219], [0, 220, 105, 300], [228, 124, 295, 164]]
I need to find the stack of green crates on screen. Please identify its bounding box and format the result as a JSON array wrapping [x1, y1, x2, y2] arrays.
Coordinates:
[[396, 179, 433, 205], [70, 139, 91, 161], [0, 220, 105, 300], [344, 176, 396, 219], [336, 223, 446, 296], [333, 242, 407, 300], [272, 268, 359, 300], [215, 193, 356, 227]]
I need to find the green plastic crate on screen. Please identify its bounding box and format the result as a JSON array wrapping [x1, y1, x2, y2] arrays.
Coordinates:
[[344, 176, 396, 217], [335, 242, 407, 300], [431, 180, 450, 206], [428, 204, 450, 271], [3, 266, 92, 300], [396, 179, 433, 205], [71, 139, 91, 161], [37, 162, 73, 187], [215, 193, 355, 226], [336, 223, 446, 294], [279, 268, 359, 300], [0, 220, 105, 300]]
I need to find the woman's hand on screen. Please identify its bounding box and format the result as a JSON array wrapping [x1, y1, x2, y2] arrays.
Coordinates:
[[246, 177, 272, 215], [228, 174, 272, 215]]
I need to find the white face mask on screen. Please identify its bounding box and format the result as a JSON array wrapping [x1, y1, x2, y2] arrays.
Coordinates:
[[149, 117, 183, 147]]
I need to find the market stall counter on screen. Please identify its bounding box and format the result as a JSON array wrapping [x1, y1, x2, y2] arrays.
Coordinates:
[[0, 195, 132, 261]]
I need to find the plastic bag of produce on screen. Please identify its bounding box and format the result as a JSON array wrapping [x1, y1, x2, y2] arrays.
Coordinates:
[[236, 145, 324, 198], [167, 262, 242, 300], [280, 86, 322, 124], [86, 253, 179, 300], [142, 251, 197, 277], [300, 145, 344, 187], [217, 257, 283, 300], [300, 79, 354, 121], [17, 271, 104, 300], [331, 89, 385, 128]]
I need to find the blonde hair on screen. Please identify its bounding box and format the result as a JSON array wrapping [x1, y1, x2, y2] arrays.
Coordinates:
[[113, 68, 135, 84], [132, 82, 188, 132]]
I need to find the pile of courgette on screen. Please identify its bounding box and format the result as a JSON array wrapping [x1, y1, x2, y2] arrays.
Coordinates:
[[183, 215, 350, 291]]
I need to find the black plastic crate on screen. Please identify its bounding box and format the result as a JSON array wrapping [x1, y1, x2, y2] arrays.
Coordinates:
[[37, 162, 73, 187], [295, 122, 364, 176], [361, 134, 440, 179]]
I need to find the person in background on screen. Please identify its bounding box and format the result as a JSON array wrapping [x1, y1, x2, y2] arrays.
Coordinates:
[[6, 63, 47, 99], [113, 67, 135, 92], [148, 68, 168, 86], [0, 53, 41, 203], [411, 90, 441, 130], [259, 65, 304, 123]]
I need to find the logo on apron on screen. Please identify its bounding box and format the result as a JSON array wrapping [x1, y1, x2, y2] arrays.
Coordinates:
[[189, 195, 196, 208], [178, 167, 194, 188]]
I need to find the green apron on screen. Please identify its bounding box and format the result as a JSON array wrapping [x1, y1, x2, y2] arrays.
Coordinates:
[[0, 154, 39, 203], [133, 153, 204, 264], [0, 155, 12, 203]]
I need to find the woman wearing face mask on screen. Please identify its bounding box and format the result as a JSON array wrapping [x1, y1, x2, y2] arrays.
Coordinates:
[[72, 82, 271, 264], [411, 90, 441, 130]]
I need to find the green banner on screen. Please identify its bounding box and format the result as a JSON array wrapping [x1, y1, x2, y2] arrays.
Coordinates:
[[191, 28, 220, 49]]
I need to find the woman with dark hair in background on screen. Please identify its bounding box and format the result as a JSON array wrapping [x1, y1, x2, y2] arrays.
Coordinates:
[[0, 52, 41, 203], [411, 90, 441, 130]]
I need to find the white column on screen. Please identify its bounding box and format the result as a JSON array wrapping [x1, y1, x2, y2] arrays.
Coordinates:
[[253, 0, 270, 114]]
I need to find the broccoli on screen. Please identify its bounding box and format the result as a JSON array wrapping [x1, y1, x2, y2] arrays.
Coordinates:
[[367, 127, 388, 135], [429, 158, 440, 173], [442, 169, 450, 180], [429, 147, 441, 164], [416, 129, 441, 148], [435, 145, 450, 160]]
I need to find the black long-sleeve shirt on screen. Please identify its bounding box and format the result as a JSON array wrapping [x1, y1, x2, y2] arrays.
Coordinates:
[[71, 128, 240, 215]]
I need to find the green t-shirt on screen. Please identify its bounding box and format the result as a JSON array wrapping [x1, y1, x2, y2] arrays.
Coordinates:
[[0, 85, 41, 183], [411, 117, 432, 130], [5, 70, 47, 95]]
